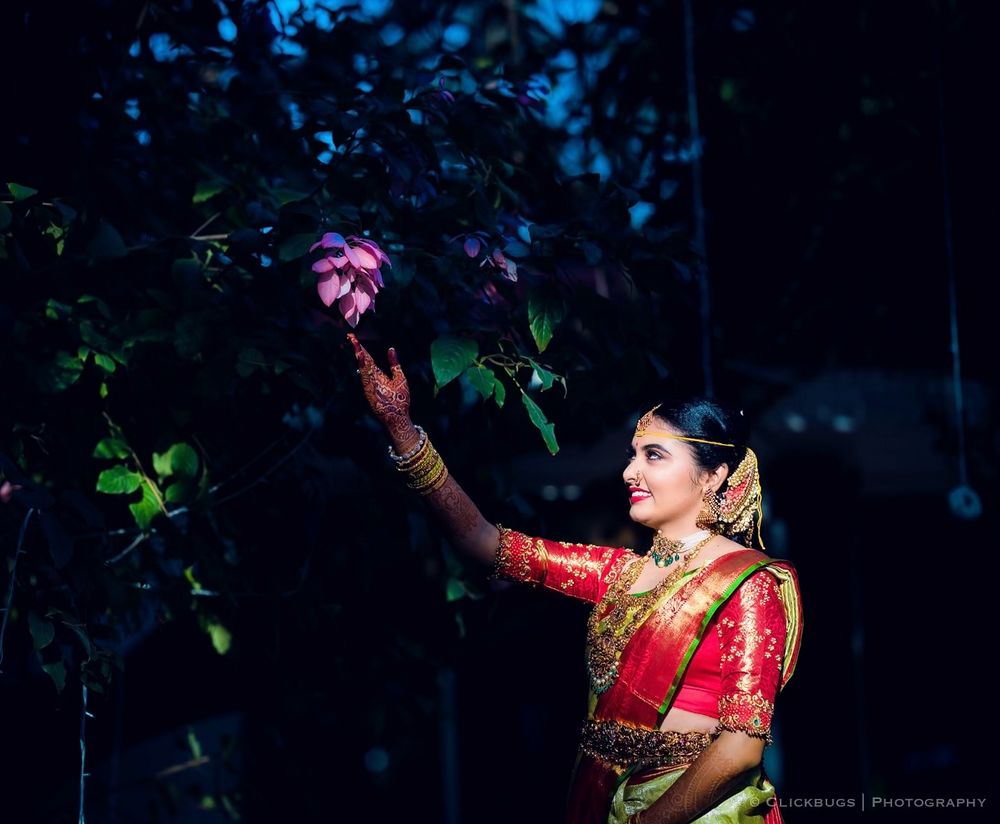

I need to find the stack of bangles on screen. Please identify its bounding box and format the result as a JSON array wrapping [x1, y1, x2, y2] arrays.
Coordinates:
[[387, 425, 449, 495]]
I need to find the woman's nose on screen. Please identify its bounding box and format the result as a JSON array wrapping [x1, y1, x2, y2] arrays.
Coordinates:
[[623, 461, 636, 484]]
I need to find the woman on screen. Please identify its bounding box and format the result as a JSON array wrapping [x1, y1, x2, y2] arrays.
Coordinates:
[[348, 333, 803, 824]]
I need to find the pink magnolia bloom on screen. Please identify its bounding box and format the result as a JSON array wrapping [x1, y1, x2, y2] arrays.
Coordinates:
[[310, 233, 392, 327]]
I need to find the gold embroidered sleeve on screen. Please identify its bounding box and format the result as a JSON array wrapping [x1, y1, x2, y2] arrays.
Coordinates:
[[492, 525, 635, 605], [715, 570, 787, 745]]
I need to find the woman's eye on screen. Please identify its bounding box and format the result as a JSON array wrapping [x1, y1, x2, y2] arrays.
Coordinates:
[[646, 451, 661, 460]]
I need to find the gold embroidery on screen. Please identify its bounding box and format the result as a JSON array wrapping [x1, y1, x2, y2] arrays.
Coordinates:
[[493, 525, 549, 585], [600, 551, 631, 588], [559, 548, 597, 590], [586, 534, 716, 694], [579, 719, 718, 773], [718, 691, 775, 744]]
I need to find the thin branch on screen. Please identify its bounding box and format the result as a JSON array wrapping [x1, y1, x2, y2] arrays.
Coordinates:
[[0, 508, 36, 673], [210, 429, 315, 508], [156, 756, 210, 779], [79, 683, 89, 824], [190, 212, 221, 238], [104, 532, 150, 566]]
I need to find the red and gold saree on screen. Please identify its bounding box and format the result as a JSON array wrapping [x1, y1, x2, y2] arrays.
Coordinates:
[[495, 528, 804, 823]]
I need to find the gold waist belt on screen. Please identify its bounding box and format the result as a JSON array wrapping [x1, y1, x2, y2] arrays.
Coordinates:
[[579, 719, 718, 771]]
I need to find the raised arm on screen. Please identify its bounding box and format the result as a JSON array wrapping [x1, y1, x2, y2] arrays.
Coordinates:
[[348, 334, 498, 566]]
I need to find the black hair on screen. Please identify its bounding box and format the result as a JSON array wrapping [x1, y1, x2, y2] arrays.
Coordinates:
[[650, 397, 749, 488]]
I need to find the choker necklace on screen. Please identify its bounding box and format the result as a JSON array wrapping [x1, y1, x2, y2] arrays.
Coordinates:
[[649, 529, 712, 568]]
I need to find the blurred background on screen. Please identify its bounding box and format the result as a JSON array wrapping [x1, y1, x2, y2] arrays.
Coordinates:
[[0, 0, 994, 821]]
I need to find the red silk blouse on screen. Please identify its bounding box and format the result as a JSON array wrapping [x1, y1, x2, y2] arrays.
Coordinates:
[[495, 528, 789, 741]]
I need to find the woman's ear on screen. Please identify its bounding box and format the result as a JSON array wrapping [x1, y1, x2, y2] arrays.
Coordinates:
[[704, 463, 729, 495]]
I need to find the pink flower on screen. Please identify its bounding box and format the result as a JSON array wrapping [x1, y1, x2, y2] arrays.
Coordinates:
[[0, 480, 22, 504], [310, 233, 392, 327]]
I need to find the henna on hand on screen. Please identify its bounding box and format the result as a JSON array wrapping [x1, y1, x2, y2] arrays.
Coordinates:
[[348, 333, 417, 448], [347, 335, 498, 566]]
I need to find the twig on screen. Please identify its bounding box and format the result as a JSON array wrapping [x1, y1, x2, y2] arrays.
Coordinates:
[[104, 532, 150, 566], [210, 429, 315, 508], [190, 212, 221, 238], [79, 683, 90, 824], [0, 508, 35, 673], [156, 755, 210, 779]]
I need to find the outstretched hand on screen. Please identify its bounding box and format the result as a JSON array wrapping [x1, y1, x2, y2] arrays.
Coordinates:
[[347, 333, 415, 444]]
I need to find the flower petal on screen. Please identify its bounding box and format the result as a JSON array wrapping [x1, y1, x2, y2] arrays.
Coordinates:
[[353, 288, 372, 314], [339, 291, 359, 327], [356, 274, 378, 299], [312, 257, 336, 273], [320, 232, 346, 249], [349, 245, 378, 270], [343, 244, 363, 268], [317, 272, 342, 307], [464, 237, 481, 258], [355, 239, 391, 267]]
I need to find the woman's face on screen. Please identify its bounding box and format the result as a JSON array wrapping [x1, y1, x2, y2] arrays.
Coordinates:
[[622, 419, 712, 534]]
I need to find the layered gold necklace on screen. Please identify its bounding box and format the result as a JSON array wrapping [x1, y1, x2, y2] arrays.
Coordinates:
[[586, 531, 716, 695]]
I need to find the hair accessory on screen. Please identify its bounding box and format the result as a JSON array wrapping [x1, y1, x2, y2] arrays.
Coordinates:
[[716, 447, 764, 548], [634, 405, 735, 448]]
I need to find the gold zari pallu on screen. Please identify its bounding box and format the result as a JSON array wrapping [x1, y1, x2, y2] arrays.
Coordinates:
[[579, 719, 717, 773]]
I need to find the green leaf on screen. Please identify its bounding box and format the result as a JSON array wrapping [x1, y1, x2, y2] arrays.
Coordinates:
[[271, 188, 310, 206], [445, 578, 466, 602], [152, 443, 199, 479], [236, 347, 265, 377], [521, 393, 559, 455], [278, 232, 316, 262], [60, 620, 93, 659], [193, 179, 227, 204], [493, 376, 506, 408], [93, 438, 131, 460], [42, 660, 66, 692], [524, 358, 557, 392], [164, 480, 195, 504], [188, 728, 204, 759], [204, 620, 232, 655], [0, 202, 12, 231], [96, 465, 144, 494], [28, 612, 55, 650], [94, 353, 117, 373], [528, 293, 565, 353], [77, 294, 112, 318], [8, 182, 38, 201], [44, 299, 71, 320], [129, 481, 161, 530], [431, 337, 479, 388], [386, 258, 415, 287], [171, 257, 203, 279], [39, 351, 84, 393], [88, 220, 127, 259], [464, 366, 495, 400]]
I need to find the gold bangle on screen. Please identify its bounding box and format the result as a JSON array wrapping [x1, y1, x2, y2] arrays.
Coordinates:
[[415, 466, 449, 495]]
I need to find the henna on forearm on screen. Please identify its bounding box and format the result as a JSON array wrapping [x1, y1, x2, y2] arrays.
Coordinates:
[[421, 473, 498, 567], [633, 740, 757, 824]]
